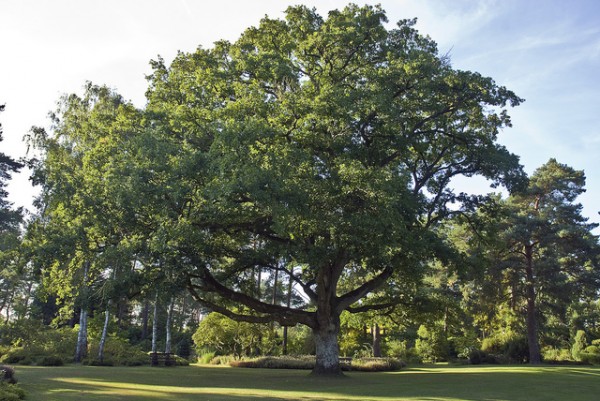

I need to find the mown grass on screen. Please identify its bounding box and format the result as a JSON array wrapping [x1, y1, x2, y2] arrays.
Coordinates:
[[16, 363, 600, 401]]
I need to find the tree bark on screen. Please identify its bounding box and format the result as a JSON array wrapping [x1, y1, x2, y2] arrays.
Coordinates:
[[98, 303, 111, 363], [282, 267, 294, 355], [74, 262, 90, 363], [151, 291, 159, 366], [312, 320, 342, 376], [372, 323, 382, 357], [165, 297, 174, 354], [74, 308, 88, 363], [524, 244, 542, 364], [141, 299, 149, 340]]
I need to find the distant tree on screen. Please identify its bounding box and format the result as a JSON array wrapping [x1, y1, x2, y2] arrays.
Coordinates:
[[0, 104, 26, 323], [503, 159, 600, 363], [0, 104, 23, 230], [460, 160, 600, 364]]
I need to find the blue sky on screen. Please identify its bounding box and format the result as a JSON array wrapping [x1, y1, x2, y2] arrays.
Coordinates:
[[1, 0, 599, 229]]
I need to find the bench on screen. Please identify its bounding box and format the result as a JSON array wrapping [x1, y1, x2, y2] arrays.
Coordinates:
[[149, 352, 176, 366]]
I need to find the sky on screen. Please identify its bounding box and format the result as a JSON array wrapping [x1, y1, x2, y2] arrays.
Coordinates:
[[1, 0, 599, 229]]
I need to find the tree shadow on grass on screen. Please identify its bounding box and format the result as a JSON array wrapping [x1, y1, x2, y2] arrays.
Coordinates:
[[18, 364, 600, 401]]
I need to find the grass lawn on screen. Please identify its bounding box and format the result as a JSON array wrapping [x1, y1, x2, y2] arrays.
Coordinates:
[[15, 363, 600, 401]]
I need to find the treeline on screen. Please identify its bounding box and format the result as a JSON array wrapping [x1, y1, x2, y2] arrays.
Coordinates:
[[0, 4, 598, 371]]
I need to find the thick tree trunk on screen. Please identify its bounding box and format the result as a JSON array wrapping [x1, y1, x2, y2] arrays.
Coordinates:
[[312, 323, 342, 376], [524, 244, 542, 364], [372, 323, 382, 357]]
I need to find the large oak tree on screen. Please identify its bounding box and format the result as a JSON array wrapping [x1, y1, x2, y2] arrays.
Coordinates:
[[143, 4, 525, 375]]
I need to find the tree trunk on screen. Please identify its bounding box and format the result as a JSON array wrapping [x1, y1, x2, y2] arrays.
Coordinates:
[[75, 308, 88, 363], [75, 262, 90, 363], [282, 267, 294, 355], [141, 299, 149, 341], [312, 322, 342, 376], [151, 291, 159, 366], [372, 323, 382, 357], [164, 296, 175, 366], [165, 297, 174, 355], [98, 303, 111, 363], [525, 244, 542, 364]]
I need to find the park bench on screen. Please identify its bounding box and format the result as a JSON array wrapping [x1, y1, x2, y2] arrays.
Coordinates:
[[149, 352, 176, 366]]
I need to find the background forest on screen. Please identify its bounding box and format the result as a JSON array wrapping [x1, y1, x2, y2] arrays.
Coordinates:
[[0, 4, 599, 373]]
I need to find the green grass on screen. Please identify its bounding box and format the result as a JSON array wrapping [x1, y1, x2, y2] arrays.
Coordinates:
[[15, 363, 600, 401]]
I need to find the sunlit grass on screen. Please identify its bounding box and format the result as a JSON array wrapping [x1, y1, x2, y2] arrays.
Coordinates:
[[17, 363, 600, 401]]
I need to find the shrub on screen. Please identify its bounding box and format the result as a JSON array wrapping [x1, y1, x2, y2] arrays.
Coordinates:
[[0, 366, 16, 384], [87, 337, 149, 367], [572, 330, 587, 361], [579, 345, 600, 365], [229, 355, 403, 372], [0, 382, 26, 401], [0, 350, 26, 366], [468, 349, 498, 365], [231, 356, 315, 370], [542, 347, 573, 363], [38, 355, 64, 367], [173, 355, 190, 366], [198, 351, 216, 364], [350, 358, 405, 372], [210, 355, 235, 366], [481, 335, 528, 363]]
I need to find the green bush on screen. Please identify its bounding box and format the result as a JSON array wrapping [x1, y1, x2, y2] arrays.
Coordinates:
[[210, 355, 235, 365], [542, 347, 573, 363], [173, 355, 190, 366], [580, 345, 600, 365], [350, 358, 405, 372], [229, 355, 403, 372], [0, 350, 27, 365], [231, 356, 315, 370], [468, 349, 498, 365], [572, 330, 587, 361], [481, 335, 528, 363], [38, 355, 64, 366], [87, 337, 149, 367], [0, 382, 26, 401], [198, 351, 216, 364]]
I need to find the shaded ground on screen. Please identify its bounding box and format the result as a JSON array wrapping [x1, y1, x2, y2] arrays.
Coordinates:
[[17, 363, 600, 401]]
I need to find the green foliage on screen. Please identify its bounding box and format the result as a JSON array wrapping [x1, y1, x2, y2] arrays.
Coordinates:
[[481, 334, 529, 363], [415, 324, 449, 363], [0, 323, 76, 366], [192, 313, 277, 357], [350, 357, 405, 372], [230, 355, 403, 372], [572, 330, 588, 361], [231, 356, 315, 370], [86, 337, 149, 367], [542, 347, 573, 363], [580, 345, 600, 365], [197, 351, 216, 364], [0, 383, 25, 401]]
